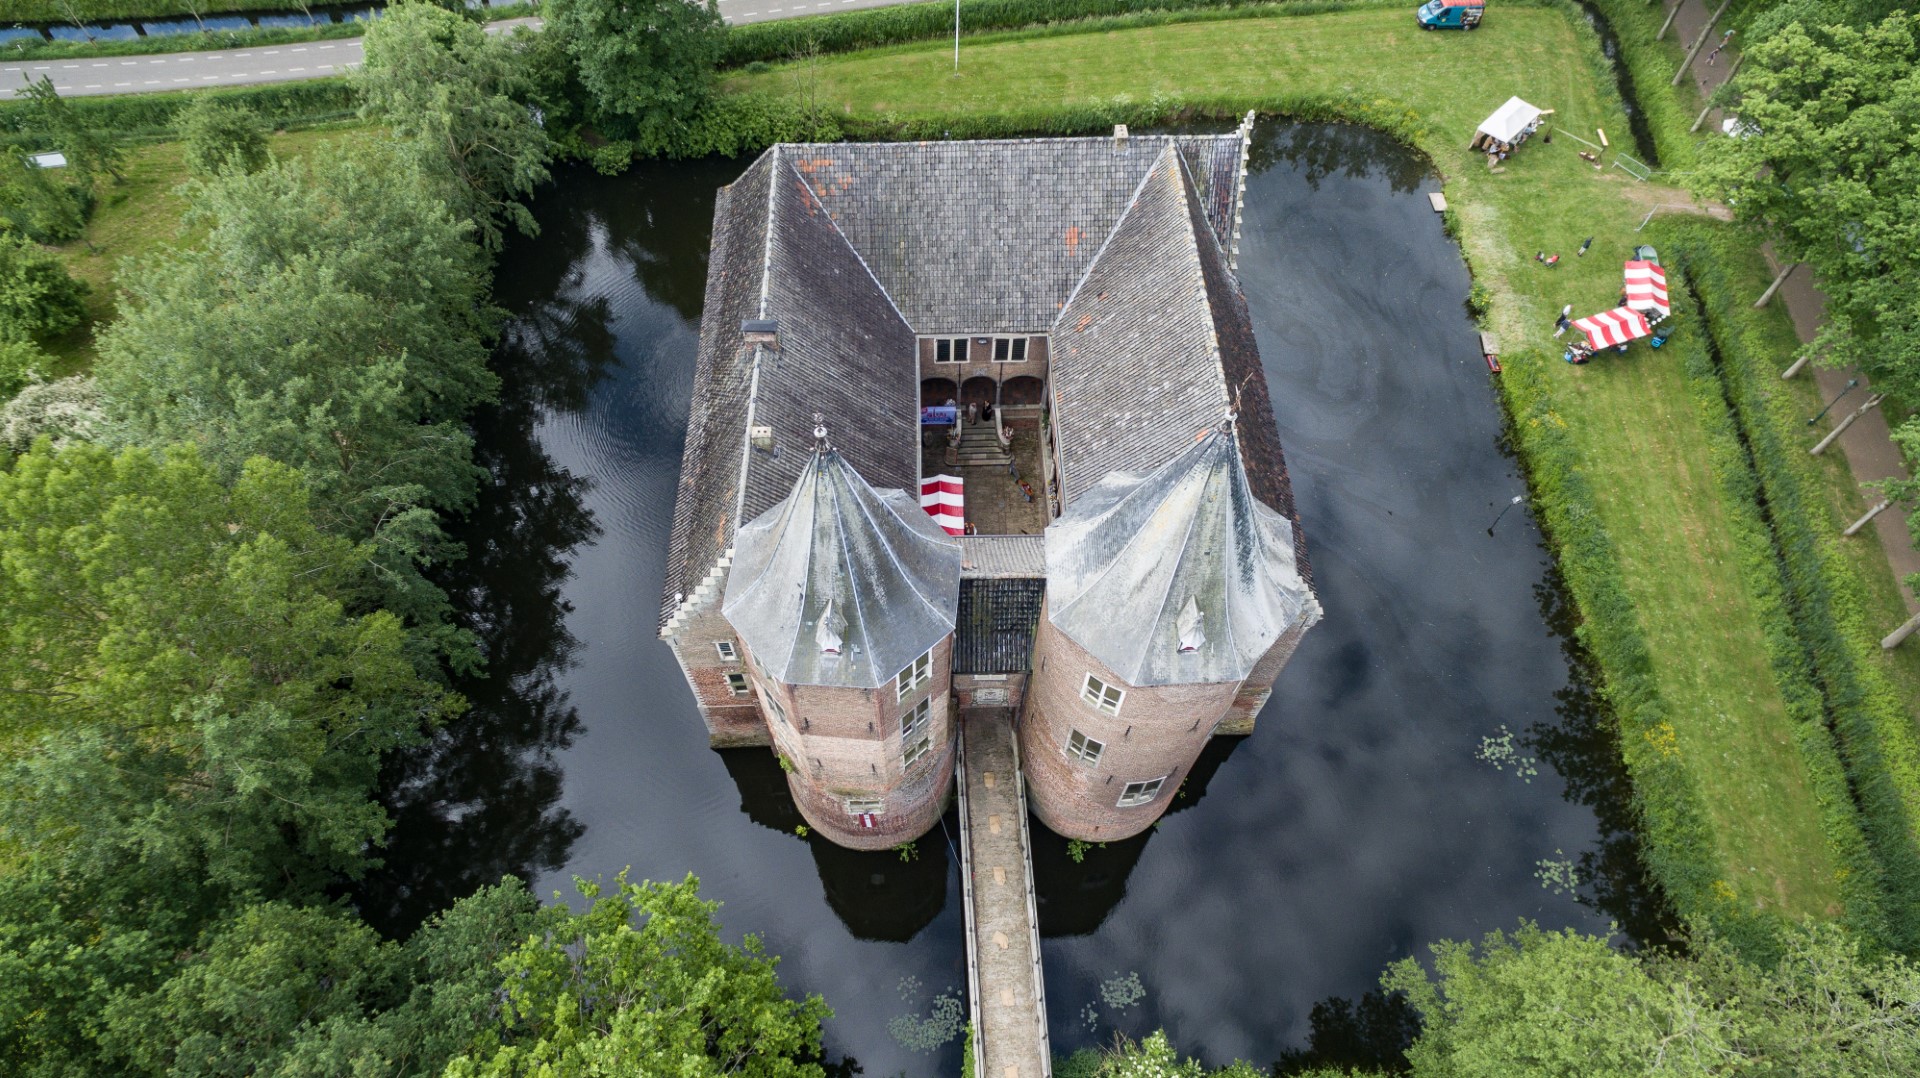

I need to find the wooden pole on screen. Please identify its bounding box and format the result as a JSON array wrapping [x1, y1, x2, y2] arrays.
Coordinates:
[[1672, 0, 1734, 87], [1844, 499, 1893, 537], [1691, 57, 1742, 131], [1882, 609, 1920, 650], [1656, 0, 1682, 42], [1811, 393, 1885, 456], [1754, 260, 1796, 309], [1781, 353, 1813, 379]]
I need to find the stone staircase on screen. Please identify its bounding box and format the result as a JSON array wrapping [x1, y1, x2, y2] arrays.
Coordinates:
[[956, 423, 1013, 468]]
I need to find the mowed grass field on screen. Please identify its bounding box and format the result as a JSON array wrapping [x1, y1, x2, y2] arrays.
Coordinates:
[[734, 6, 1854, 918]]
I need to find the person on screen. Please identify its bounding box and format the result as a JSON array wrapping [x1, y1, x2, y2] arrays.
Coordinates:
[[1578, 237, 1593, 256], [1565, 341, 1592, 365], [1554, 312, 1572, 337]]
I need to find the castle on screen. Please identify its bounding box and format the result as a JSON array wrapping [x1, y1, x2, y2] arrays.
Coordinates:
[[659, 120, 1322, 850]]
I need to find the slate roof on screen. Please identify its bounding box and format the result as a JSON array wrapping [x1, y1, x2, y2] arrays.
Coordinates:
[[1045, 425, 1321, 687], [661, 120, 1317, 637], [723, 442, 962, 689]]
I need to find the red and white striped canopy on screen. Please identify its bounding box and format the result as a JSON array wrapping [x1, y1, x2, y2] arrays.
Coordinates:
[[1575, 306, 1651, 349], [920, 474, 964, 535], [1624, 260, 1669, 315]]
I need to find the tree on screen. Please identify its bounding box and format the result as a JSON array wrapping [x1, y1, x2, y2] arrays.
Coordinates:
[[0, 444, 452, 901], [444, 872, 834, 1077], [357, 1, 552, 251], [0, 337, 45, 400], [15, 75, 124, 187], [177, 96, 270, 178], [545, 0, 726, 153], [0, 373, 98, 451], [0, 231, 88, 341], [0, 148, 86, 244], [94, 142, 500, 634]]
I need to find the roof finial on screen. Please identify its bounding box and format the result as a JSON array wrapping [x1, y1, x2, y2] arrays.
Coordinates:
[[812, 412, 830, 450]]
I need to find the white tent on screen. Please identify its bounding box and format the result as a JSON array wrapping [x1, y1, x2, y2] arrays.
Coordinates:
[[1475, 97, 1544, 146]]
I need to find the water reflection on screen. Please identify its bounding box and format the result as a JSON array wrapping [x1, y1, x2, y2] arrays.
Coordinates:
[[721, 749, 953, 943], [1249, 122, 1430, 194], [1272, 990, 1419, 1076]]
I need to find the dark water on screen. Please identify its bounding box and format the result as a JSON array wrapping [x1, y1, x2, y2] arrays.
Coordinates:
[[356, 123, 1668, 1076]]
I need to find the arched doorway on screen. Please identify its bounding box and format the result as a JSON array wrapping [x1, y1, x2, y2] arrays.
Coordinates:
[[921, 377, 958, 407], [1002, 375, 1044, 407], [960, 376, 996, 409]]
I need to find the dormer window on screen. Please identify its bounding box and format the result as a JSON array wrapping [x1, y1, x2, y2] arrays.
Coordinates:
[[1176, 596, 1206, 654], [816, 599, 844, 656]]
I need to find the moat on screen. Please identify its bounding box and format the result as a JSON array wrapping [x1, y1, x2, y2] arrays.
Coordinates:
[[354, 122, 1667, 1077]]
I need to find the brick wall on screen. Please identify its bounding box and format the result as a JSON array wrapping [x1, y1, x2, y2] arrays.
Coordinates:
[[746, 634, 957, 850], [954, 672, 1028, 710], [918, 334, 1051, 393], [663, 589, 767, 748], [1215, 618, 1311, 736], [1020, 608, 1238, 840]]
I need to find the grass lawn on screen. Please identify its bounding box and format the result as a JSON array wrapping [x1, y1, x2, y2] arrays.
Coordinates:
[[732, 6, 1852, 919], [39, 123, 363, 377]]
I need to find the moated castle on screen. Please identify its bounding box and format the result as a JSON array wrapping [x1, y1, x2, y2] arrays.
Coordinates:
[[659, 118, 1322, 850]]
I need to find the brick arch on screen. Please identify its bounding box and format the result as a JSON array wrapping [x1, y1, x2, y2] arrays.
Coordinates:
[[960, 376, 997, 408], [921, 377, 958, 407], [1002, 375, 1045, 407]]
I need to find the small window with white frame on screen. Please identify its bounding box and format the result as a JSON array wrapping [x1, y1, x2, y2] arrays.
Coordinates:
[[726, 673, 750, 697], [764, 692, 789, 726], [845, 797, 885, 815], [895, 648, 933, 699], [1081, 674, 1124, 715], [934, 337, 969, 363], [1117, 776, 1166, 808], [992, 336, 1029, 362], [904, 735, 932, 768], [714, 640, 738, 661], [1067, 728, 1104, 766], [901, 695, 932, 741]]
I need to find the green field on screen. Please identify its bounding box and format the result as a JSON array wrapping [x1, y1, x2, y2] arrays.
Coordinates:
[[732, 5, 1860, 922]]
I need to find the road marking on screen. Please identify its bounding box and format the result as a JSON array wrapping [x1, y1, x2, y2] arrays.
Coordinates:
[[32, 66, 49, 70], [84, 83, 99, 88], [173, 77, 189, 82], [260, 69, 277, 74], [122, 60, 137, 65], [201, 75, 218, 81], [288, 66, 306, 71], [149, 58, 166, 63], [115, 81, 129, 86], [318, 44, 336, 49], [62, 64, 78, 69], [291, 47, 308, 52], [264, 50, 279, 54], [93, 62, 107, 67], [318, 64, 333, 70]]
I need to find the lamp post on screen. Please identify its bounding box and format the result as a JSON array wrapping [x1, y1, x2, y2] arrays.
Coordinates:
[[1487, 494, 1525, 536], [954, 0, 960, 74], [1808, 377, 1859, 426]]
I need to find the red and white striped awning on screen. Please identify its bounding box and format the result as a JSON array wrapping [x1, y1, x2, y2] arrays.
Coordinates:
[[1624, 260, 1669, 315], [1575, 306, 1651, 349], [920, 474, 964, 535]]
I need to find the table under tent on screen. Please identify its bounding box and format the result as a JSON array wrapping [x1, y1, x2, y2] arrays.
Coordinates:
[[1568, 259, 1672, 362], [1470, 96, 1546, 155]]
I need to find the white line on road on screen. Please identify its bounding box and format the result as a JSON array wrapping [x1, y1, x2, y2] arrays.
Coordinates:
[[260, 69, 277, 74], [84, 83, 99, 88], [318, 64, 333, 70], [288, 66, 306, 71]]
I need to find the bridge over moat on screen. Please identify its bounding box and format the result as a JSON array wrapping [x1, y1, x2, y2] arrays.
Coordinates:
[[957, 709, 1051, 1078]]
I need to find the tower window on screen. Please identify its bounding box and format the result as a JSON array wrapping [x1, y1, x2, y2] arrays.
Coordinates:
[[896, 648, 933, 699], [714, 640, 739, 661], [1081, 674, 1125, 715], [904, 735, 932, 768], [1117, 776, 1166, 807], [726, 673, 750, 697], [1067, 729, 1104, 766], [765, 692, 789, 727], [902, 696, 932, 741]]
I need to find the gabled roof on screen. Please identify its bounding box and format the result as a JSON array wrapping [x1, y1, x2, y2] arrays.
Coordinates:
[[1045, 424, 1320, 687], [723, 441, 961, 689]]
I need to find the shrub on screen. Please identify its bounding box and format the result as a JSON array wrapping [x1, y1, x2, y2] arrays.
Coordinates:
[[0, 233, 89, 342], [0, 375, 101, 452], [178, 98, 270, 178], [0, 338, 46, 400]]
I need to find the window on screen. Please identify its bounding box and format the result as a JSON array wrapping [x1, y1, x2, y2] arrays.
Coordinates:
[[1118, 776, 1166, 808], [726, 673, 750, 697], [1081, 674, 1125, 715], [934, 337, 969, 363], [1067, 729, 1104, 766], [902, 696, 932, 741], [895, 648, 933, 699], [904, 735, 932, 768], [993, 336, 1029, 362], [846, 797, 885, 815], [714, 640, 738, 661], [765, 692, 789, 727]]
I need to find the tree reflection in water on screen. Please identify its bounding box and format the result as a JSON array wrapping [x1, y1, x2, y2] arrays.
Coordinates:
[[1247, 122, 1431, 194], [350, 277, 618, 938]]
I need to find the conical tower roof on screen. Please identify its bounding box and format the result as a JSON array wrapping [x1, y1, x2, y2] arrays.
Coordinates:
[[1045, 422, 1319, 687], [724, 429, 961, 689]]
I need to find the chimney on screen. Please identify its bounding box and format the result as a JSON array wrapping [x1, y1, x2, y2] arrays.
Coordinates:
[[1113, 124, 1129, 150], [741, 319, 780, 348]]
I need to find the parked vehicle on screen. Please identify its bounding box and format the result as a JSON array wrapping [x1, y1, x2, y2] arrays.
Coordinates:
[[1418, 0, 1484, 30]]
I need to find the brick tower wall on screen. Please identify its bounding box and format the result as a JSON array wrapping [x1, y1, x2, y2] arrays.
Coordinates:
[[748, 635, 957, 850], [1214, 617, 1312, 736], [663, 584, 767, 748], [1019, 608, 1239, 841]]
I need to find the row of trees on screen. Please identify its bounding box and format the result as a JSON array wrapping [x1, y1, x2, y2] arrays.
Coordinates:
[[2, 3, 840, 1074]]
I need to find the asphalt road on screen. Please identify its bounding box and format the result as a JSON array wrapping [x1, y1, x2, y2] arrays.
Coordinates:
[[2, 0, 917, 99]]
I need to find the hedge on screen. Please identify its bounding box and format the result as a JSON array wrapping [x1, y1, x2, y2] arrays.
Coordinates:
[[1672, 223, 1920, 954], [0, 81, 357, 148]]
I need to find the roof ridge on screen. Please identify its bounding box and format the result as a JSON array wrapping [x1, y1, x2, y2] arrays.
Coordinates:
[[1050, 141, 1177, 331], [776, 154, 918, 334], [1166, 147, 1234, 415]]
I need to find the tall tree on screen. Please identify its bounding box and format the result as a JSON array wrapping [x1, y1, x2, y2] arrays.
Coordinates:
[[15, 75, 124, 187], [177, 96, 271, 178], [94, 143, 500, 637], [444, 872, 833, 1077], [545, 0, 725, 153], [0, 231, 88, 342], [0, 148, 86, 244], [358, 2, 552, 252]]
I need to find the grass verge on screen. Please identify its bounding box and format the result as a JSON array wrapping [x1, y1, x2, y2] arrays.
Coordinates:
[[730, 4, 1857, 943]]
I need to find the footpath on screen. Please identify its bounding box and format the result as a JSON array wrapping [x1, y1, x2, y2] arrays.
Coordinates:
[[1656, 0, 1920, 612]]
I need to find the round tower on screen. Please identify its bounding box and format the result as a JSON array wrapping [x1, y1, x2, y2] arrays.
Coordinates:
[[1021, 423, 1320, 840]]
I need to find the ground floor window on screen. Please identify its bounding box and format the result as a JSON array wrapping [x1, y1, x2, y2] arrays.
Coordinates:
[[904, 735, 932, 768], [726, 673, 750, 697], [1067, 728, 1104, 766], [846, 797, 885, 815], [1117, 776, 1166, 807]]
